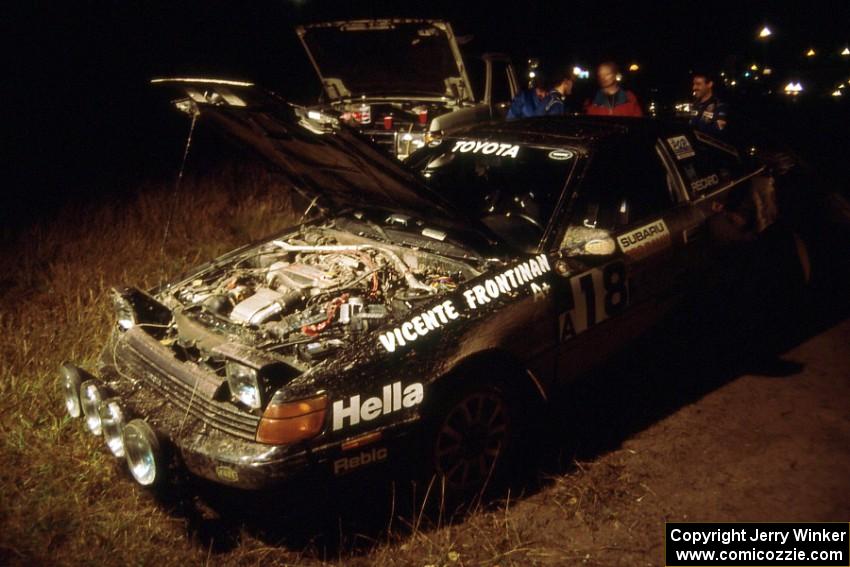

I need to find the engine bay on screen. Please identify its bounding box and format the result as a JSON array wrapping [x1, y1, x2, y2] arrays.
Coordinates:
[[160, 225, 481, 369]]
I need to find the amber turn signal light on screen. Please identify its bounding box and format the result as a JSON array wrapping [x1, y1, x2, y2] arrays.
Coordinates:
[[256, 394, 328, 445]]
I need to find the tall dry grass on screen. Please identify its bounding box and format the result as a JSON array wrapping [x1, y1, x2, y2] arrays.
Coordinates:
[[0, 164, 303, 565]]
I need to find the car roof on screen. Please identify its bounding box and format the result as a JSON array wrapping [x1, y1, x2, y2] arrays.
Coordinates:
[[444, 116, 689, 153]]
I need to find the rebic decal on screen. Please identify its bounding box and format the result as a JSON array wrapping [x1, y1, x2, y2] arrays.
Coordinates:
[[378, 253, 552, 353]]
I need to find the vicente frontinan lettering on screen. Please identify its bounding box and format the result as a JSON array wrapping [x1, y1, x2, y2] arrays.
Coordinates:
[[378, 254, 551, 353]]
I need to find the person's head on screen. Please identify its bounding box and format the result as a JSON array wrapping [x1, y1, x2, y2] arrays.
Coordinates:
[[692, 72, 715, 102], [597, 61, 620, 90], [550, 68, 576, 95]]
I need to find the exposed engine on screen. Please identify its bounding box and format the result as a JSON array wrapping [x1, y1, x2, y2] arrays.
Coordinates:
[[163, 226, 478, 365]]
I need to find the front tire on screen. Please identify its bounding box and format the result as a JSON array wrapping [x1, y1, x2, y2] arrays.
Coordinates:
[[425, 379, 521, 497]]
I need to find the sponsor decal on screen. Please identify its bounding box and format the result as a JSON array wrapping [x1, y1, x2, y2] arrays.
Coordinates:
[[690, 173, 720, 192], [617, 219, 671, 259], [451, 140, 520, 158], [215, 465, 239, 482], [333, 447, 388, 475], [378, 254, 552, 353], [378, 300, 460, 353], [461, 254, 551, 309], [559, 261, 629, 340], [547, 150, 575, 161], [666, 135, 695, 160], [332, 381, 424, 430]]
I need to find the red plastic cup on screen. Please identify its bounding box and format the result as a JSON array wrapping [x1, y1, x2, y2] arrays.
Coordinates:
[[418, 109, 428, 125], [384, 115, 393, 130]]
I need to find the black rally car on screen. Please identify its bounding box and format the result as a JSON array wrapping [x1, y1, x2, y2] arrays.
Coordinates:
[[60, 79, 809, 494]]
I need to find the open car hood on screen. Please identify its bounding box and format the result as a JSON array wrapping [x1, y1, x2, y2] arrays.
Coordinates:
[[296, 19, 474, 103], [152, 77, 461, 221]]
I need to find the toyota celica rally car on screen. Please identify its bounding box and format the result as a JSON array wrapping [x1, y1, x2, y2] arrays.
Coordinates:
[[60, 78, 809, 495]]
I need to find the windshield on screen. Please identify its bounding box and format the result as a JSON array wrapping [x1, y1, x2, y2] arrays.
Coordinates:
[[407, 140, 577, 252], [299, 21, 471, 101]]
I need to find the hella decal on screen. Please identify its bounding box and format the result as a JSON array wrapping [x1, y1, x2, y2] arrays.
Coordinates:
[[333, 447, 388, 476], [690, 173, 720, 192], [451, 140, 520, 158], [378, 254, 552, 353], [617, 219, 671, 259], [666, 135, 695, 160], [332, 381, 424, 431], [548, 149, 575, 160]]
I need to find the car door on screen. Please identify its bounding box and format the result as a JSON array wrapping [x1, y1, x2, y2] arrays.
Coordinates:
[[660, 129, 770, 280], [548, 138, 692, 382]]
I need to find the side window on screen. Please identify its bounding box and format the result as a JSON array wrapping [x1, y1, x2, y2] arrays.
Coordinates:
[[560, 145, 674, 256], [570, 145, 673, 231], [667, 131, 745, 198]]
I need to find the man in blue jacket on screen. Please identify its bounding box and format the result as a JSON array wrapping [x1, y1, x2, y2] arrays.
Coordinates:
[[507, 68, 575, 120], [690, 72, 729, 135]]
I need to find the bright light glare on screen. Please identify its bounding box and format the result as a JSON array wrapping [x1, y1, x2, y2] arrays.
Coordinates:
[[750, 64, 759, 71], [762, 68, 773, 75], [833, 90, 843, 97], [572, 66, 590, 79], [806, 48, 816, 57], [842, 47, 850, 56], [628, 63, 640, 72], [783, 81, 804, 95], [758, 26, 772, 38]]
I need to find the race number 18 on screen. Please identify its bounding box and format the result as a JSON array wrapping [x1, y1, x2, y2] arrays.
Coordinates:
[[559, 262, 628, 340]]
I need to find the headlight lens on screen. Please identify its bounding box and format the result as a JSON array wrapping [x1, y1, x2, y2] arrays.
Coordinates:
[[98, 398, 126, 457], [256, 393, 328, 445], [123, 419, 161, 486], [60, 364, 83, 418], [226, 361, 261, 409], [111, 289, 136, 331], [80, 380, 103, 435]]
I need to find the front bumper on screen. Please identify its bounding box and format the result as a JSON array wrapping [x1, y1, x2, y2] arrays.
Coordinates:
[[70, 327, 410, 490], [90, 327, 320, 489]]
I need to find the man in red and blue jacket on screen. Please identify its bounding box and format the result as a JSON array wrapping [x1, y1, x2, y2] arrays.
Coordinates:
[[585, 61, 643, 117]]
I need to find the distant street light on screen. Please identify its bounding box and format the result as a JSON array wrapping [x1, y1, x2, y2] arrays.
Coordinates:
[[783, 81, 803, 96], [806, 48, 816, 57], [758, 26, 772, 39], [628, 63, 640, 72], [833, 90, 843, 97], [842, 47, 850, 56], [750, 63, 759, 71]]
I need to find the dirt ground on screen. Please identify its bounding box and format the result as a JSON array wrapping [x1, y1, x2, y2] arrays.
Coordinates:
[[466, 314, 850, 566]]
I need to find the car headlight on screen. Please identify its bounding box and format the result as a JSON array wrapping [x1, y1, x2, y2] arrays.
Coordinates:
[[226, 361, 261, 410], [60, 364, 83, 418], [80, 380, 103, 435], [123, 419, 161, 486], [111, 289, 136, 331], [256, 393, 328, 445], [98, 398, 126, 457]]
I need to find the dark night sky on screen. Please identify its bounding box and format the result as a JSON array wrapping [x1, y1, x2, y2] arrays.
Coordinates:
[[6, 1, 849, 226]]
